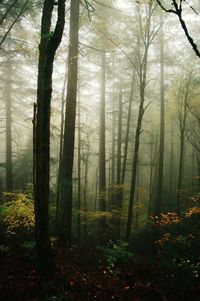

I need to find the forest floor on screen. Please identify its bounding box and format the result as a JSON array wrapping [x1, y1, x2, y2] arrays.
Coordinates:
[[0, 243, 200, 301]]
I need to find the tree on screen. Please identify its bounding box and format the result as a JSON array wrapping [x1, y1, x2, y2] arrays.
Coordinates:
[[154, 12, 165, 218], [35, 0, 65, 282], [99, 48, 107, 238], [155, 0, 200, 58], [58, 0, 80, 248], [5, 57, 13, 191], [175, 71, 194, 215], [126, 2, 159, 240]]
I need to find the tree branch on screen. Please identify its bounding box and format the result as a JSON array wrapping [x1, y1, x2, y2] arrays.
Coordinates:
[[155, 0, 200, 58]]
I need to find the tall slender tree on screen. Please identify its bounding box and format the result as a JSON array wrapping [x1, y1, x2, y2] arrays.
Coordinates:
[[154, 12, 165, 218], [35, 0, 65, 280], [5, 57, 13, 191], [126, 2, 157, 240], [58, 0, 80, 248], [176, 71, 193, 215], [99, 49, 107, 237]]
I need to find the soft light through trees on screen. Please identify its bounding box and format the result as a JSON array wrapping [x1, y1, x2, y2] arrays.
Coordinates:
[[0, 1, 200, 298]]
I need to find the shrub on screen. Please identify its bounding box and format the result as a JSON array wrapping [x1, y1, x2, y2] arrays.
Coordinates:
[[0, 192, 34, 242], [99, 240, 134, 274]]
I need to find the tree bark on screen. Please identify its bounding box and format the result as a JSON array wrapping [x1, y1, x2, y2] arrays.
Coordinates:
[[112, 87, 123, 239], [177, 133, 184, 216], [121, 75, 134, 185], [58, 0, 80, 248], [125, 2, 152, 240], [5, 58, 13, 192], [99, 50, 107, 238], [56, 66, 67, 235], [125, 84, 145, 241], [35, 0, 65, 280], [154, 15, 165, 218], [77, 88, 81, 240]]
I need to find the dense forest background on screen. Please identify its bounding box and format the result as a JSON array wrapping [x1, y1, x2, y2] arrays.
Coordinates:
[[0, 0, 200, 300]]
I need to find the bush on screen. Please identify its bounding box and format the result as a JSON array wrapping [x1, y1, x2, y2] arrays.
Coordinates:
[[99, 240, 134, 274], [0, 192, 34, 243]]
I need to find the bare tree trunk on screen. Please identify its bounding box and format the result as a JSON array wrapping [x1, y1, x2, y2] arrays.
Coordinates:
[[125, 2, 153, 240], [99, 50, 107, 238], [170, 122, 174, 204], [197, 155, 200, 191], [33, 102, 37, 202], [77, 89, 81, 240], [121, 75, 134, 185], [83, 133, 89, 240], [56, 66, 67, 235], [154, 16, 165, 218], [135, 163, 140, 230], [113, 87, 122, 239], [176, 73, 192, 216], [111, 63, 116, 186], [148, 140, 154, 219], [58, 0, 80, 248], [177, 133, 184, 215], [125, 84, 145, 241], [5, 58, 13, 192]]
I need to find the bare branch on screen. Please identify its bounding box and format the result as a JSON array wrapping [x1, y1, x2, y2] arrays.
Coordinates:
[[155, 0, 200, 58], [155, 0, 176, 13]]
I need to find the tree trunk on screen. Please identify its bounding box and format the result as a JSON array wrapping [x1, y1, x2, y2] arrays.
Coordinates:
[[148, 140, 154, 219], [5, 58, 13, 192], [154, 17, 165, 218], [135, 163, 140, 230], [83, 134, 89, 240], [99, 50, 107, 238], [125, 84, 145, 241], [197, 155, 200, 191], [58, 0, 80, 248], [111, 98, 116, 186], [56, 66, 67, 235], [176, 74, 191, 216], [77, 88, 81, 240], [121, 75, 134, 185], [170, 122, 174, 208], [177, 133, 184, 216], [35, 0, 65, 280], [112, 87, 123, 239], [125, 2, 152, 240]]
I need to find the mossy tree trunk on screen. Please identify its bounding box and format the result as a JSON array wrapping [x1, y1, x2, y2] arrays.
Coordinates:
[[35, 0, 65, 280]]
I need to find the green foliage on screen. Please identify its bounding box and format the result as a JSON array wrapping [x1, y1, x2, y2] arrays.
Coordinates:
[[22, 240, 35, 250], [0, 192, 34, 241], [99, 240, 134, 274], [0, 244, 9, 254], [155, 233, 195, 259]]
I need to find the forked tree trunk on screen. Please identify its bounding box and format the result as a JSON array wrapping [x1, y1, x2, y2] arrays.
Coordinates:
[[35, 0, 65, 280]]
